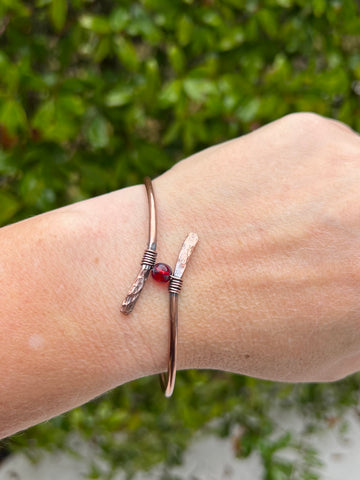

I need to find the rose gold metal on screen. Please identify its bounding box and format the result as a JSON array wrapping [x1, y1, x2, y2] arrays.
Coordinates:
[[146, 176, 157, 252], [121, 177, 157, 315], [159, 292, 178, 397], [120, 179, 199, 398], [160, 232, 199, 397]]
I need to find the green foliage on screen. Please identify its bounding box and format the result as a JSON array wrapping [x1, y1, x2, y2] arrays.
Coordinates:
[[1, 0, 360, 478]]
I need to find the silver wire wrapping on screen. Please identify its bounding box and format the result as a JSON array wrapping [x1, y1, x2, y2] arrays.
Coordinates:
[[160, 232, 199, 397], [121, 177, 157, 315]]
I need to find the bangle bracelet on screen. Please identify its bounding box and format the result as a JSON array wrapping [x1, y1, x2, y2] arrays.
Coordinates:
[[121, 178, 198, 397], [160, 232, 198, 397], [121, 177, 157, 315]]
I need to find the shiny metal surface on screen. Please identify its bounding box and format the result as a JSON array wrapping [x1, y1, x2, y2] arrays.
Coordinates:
[[121, 177, 157, 315], [145, 176, 157, 251], [173, 232, 198, 278], [160, 232, 199, 397], [160, 293, 178, 397]]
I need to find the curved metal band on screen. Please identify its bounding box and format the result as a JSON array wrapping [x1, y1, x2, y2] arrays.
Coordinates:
[[160, 292, 178, 397], [159, 232, 199, 397], [121, 177, 157, 315], [145, 176, 157, 251]]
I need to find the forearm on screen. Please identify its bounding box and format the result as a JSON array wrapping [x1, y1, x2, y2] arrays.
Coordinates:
[[0, 185, 187, 438]]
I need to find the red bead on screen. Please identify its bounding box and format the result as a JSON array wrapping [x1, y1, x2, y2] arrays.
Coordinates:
[[152, 263, 172, 283]]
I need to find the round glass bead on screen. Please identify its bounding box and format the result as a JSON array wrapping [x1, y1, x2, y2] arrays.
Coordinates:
[[152, 263, 172, 283]]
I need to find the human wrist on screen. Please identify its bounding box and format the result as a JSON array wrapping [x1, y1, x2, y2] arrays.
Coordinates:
[[76, 182, 206, 383], [152, 166, 235, 373], [62, 185, 170, 384]]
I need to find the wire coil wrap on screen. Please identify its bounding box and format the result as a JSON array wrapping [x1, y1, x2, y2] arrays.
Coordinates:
[[121, 177, 157, 315], [168, 276, 183, 294], [141, 249, 157, 269], [121, 178, 198, 398]]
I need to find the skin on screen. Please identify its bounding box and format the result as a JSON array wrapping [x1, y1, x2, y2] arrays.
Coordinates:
[[0, 112, 360, 439]]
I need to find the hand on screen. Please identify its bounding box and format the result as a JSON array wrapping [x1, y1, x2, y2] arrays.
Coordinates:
[[155, 113, 360, 382]]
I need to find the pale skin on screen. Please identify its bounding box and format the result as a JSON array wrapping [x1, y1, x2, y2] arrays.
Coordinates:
[[1, 112, 360, 439]]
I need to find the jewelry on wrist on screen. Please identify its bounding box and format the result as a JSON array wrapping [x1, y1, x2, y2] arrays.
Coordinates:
[[121, 177, 157, 315], [160, 232, 198, 397], [121, 177, 198, 397]]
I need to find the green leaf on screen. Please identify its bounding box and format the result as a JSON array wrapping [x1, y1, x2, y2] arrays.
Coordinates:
[[32, 99, 55, 131], [257, 8, 278, 38], [0, 0, 30, 16], [202, 9, 223, 27], [50, 0, 67, 32], [104, 86, 133, 107], [114, 36, 140, 71], [79, 14, 110, 34], [313, 0, 326, 17], [109, 7, 130, 32], [219, 26, 245, 51], [183, 78, 217, 102], [32, 97, 81, 142], [58, 95, 85, 116], [144, 58, 160, 95], [159, 79, 182, 106], [167, 45, 185, 74], [176, 15, 194, 46], [86, 115, 110, 149], [94, 36, 111, 63], [162, 121, 181, 145], [236, 98, 261, 122], [20, 171, 47, 207], [0, 99, 27, 134]]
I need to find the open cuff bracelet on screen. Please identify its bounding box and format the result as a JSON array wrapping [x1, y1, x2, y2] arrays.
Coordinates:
[[121, 177, 198, 397]]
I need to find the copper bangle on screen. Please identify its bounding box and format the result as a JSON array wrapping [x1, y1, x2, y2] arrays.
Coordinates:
[[160, 232, 198, 397], [121, 177, 157, 315], [120, 178, 198, 397]]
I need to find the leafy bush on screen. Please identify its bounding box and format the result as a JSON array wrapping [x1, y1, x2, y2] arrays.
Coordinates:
[[1, 0, 360, 478]]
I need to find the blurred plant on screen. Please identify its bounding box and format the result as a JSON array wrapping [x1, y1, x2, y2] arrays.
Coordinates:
[[1, 0, 360, 478]]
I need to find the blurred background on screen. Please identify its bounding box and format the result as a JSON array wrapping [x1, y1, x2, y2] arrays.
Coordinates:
[[0, 0, 360, 478]]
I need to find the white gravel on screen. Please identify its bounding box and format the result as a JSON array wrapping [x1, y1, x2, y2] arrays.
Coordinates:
[[1, 408, 359, 480]]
